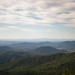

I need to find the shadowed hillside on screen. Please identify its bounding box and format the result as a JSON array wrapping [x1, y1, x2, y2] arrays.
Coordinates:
[[0, 52, 75, 75]]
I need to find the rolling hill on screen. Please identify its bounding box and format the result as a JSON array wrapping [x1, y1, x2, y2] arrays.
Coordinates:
[[0, 46, 13, 52], [0, 52, 75, 75], [10, 42, 53, 51], [29, 46, 67, 55], [57, 41, 75, 52], [10, 41, 75, 52], [0, 51, 31, 64]]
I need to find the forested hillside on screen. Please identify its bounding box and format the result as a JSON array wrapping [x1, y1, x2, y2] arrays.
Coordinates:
[[0, 52, 75, 75]]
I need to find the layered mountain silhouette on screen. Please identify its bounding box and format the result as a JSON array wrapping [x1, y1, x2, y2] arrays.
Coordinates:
[[0, 41, 75, 75], [30, 46, 67, 55], [0, 46, 13, 52]]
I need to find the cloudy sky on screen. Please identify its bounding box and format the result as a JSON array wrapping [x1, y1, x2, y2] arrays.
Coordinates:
[[0, 0, 75, 40]]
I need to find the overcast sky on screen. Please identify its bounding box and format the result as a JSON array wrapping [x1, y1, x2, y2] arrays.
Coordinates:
[[0, 0, 75, 40]]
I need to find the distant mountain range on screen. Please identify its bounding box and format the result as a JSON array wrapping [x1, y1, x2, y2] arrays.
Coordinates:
[[29, 46, 67, 55], [0, 46, 13, 52], [0, 45, 68, 55], [57, 41, 75, 52], [10, 41, 75, 52], [0, 41, 75, 53], [10, 42, 52, 51]]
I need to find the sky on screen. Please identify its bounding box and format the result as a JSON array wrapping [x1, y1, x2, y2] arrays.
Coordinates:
[[0, 0, 75, 40]]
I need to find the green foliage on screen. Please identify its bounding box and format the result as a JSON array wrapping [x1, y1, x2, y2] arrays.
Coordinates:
[[0, 51, 30, 64], [0, 52, 75, 75]]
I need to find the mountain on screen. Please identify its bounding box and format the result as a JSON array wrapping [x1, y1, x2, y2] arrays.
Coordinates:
[[0, 46, 68, 64], [0, 41, 12, 46], [10, 41, 75, 52], [0, 46, 13, 52], [0, 52, 75, 75], [0, 41, 75, 52], [0, 40, 75, 52], [0, 51, 30, 64], [0, 46, 28, 52], [0, 40, 23, 46], [55, 41, 75, 52], [29, 46, 67, 55], [10, 42, 52, 51]]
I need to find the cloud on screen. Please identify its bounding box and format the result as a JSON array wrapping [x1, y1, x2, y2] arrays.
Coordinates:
[[0, 26, 50, 39], [0, 0, 75, 27], [0, 26, 37, 33]]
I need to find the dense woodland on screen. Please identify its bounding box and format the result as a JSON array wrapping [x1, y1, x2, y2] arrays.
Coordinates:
[[0, 52, 75, 75]]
